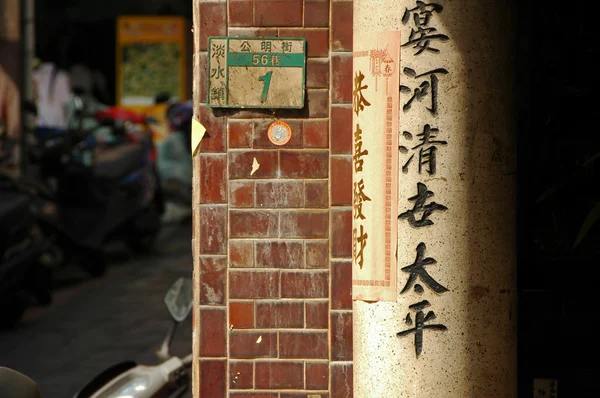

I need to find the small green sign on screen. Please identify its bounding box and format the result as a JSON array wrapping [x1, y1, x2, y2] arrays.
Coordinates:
[[207, 37, 306, 109]]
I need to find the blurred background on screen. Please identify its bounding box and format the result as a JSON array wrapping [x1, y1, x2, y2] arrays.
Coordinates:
[[1, 1, 195, 396]]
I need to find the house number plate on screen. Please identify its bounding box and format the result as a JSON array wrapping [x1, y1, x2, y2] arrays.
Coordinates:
[[207, 36, 306, 109]]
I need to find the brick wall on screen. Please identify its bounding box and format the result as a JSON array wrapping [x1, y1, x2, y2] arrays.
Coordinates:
[[193, 1, 353, 396]]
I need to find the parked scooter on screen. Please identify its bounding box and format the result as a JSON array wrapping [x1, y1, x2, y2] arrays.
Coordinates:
[[72, 277, 193, 398], [0, 278, 192, 397], [0, 154, 53, 329], [24, 96, 164, 276]]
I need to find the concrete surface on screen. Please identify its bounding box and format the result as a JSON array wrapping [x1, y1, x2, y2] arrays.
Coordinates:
[[0, 222, 193, 397]]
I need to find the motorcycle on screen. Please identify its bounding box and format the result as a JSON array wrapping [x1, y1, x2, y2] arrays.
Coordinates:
[[0, 152, 53, 329], [0, 277, 193, 397], [24, 96, 164, 276]]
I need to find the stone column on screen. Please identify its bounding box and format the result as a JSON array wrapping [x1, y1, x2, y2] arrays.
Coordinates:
[[353, 0, 517, 397]]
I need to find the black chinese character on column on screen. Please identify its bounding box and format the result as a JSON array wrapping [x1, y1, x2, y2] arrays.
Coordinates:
[[401, 242, 448, 294], [354, 179, 372, 220], [353, 225, 368, 269], [402, 1, 449, 55], [399, 182, 447, 227], [353, 70, 372, 116], [399, 124, 447, 175], [397, 299, 448, 358], [400, 67, 448, 116], [353, 124, 368, 172]]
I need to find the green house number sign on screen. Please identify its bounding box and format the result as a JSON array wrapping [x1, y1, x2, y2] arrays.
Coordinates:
[[207, 37, 306, 109]]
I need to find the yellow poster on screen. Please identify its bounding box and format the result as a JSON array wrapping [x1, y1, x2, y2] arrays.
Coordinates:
[[116, 16, 186, 142], [352, 31, 400, 302]]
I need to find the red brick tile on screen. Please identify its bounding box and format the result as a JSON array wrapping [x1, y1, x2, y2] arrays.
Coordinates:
[[230, 181, 255, 208], [307, 89, 329, 117], [331, 311, 353, 361], [331, 363, 353, 398], [200, 309, 226, 357], [199, 2, 227, 51], [255, 361, 304, 389], [331, 156, 352, 206], [304, 0, 330, 27], [256, 241, 304, 268], [198, 52, 207, 103], [200, 257, 226, 305], [230, 210, 279, 238], [230, 361, 254, 389], [306, 301, 329, 329], [228, 120, 253, 148], [303, 120, 328, 148], [200, 206, 227, 254], [331, 1, 353, 51], [331, 105, 352, 154], [279, 28, 329, 57], [253, 119, 303, 148], [281, 271, 328, 298], [229, 301, 254, 329], [229, 151, 278, 179], [230, 394, 278, 398], [305, 180, 328, 209], [230, 240, 254, 268], [255, 181, 304, 208], [256, 301, 304, 328], [280, 151, 329, 179], [331, 209, 352, 258], [305, 240, 329, 269], [254, 0, 303, 27], [228, 27, 279, 38], [200, 360, 226, 397], [280, 331, 328, 359], [306, 362, 329, 390], [200, 155, 227, 204], [332, 260, 352, 310], [332, 54, 353, 104], [199, 105, 226, 152], [229, 0, 253, 27], [229, 271, 280, 299], [280, 211, 329, 238], [307, 59, 330, 89], [230, 331, 278, 359]]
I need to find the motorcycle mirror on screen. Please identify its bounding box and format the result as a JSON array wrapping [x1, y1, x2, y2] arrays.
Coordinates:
[[164, 277, 193, 323]]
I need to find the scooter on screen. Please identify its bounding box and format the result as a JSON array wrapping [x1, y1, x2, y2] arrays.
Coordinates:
[[72, 277, 193, 398], [0, 152, 53, 329], [25, 98, 164, 276], [0, 278, 192, 397]]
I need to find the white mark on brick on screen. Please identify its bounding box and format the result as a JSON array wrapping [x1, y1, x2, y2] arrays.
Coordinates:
[[256, 335, 262, 344], [202, 282, 222, 304], [251, 157, 260, 175]]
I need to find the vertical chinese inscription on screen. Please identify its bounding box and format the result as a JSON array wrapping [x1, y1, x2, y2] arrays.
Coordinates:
[[352, 32, 400, 302], [208, 38, 227, 106], [397, 0, 450, 358]]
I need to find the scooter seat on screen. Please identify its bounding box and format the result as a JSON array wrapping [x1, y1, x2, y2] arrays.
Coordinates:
[[94, 143, 145, 180]]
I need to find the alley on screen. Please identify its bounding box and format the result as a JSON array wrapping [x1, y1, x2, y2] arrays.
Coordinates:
[[0, 222, 193, 397]]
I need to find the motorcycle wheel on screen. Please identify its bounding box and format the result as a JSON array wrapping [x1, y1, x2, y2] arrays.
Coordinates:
[[0, 293, 27, 330]]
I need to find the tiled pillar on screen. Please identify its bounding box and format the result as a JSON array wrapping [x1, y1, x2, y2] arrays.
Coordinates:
[[352, 0, 517, 397], [192, 1, 355, 397]]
